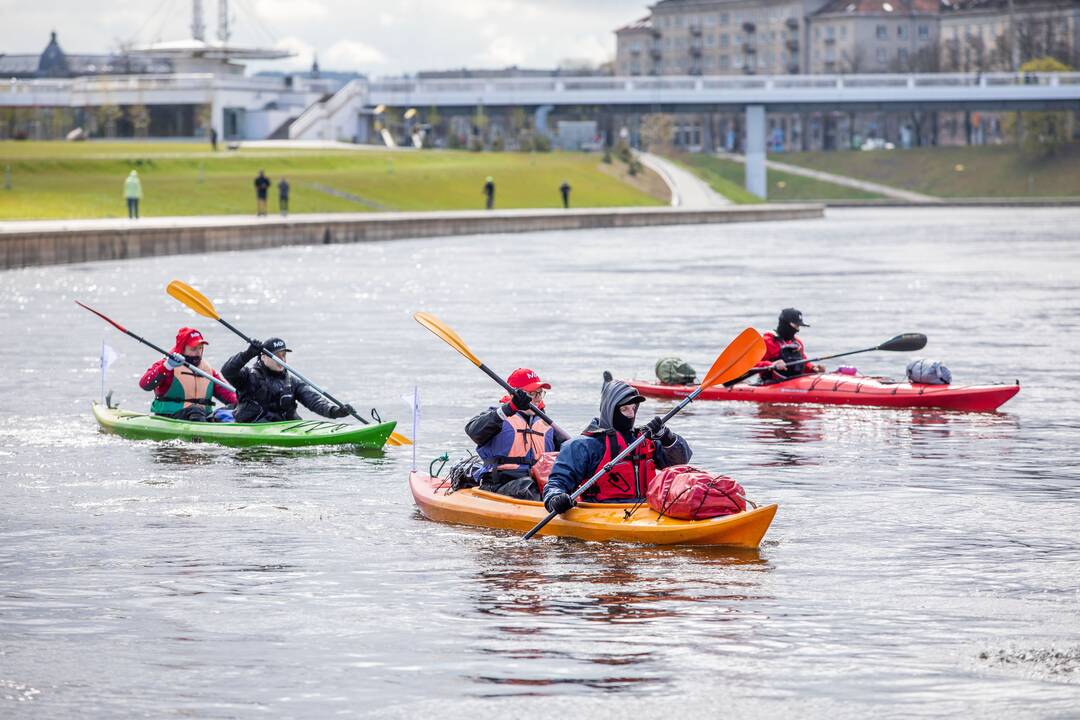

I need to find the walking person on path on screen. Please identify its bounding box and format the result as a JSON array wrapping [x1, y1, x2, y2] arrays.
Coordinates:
[[278, 178, 290, 217], [483, 176, 495, 210], [124, 170, 143, 219], [254, 170, 271, 216], [209, 127, 218, 152], [559, 181, 571, 209]]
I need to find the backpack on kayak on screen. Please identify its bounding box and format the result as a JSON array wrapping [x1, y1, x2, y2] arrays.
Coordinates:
[[907, 359, 952, 385], [446, 453, 482, 491], [655, 357, 696, 385], [647, 465, 747, 520]]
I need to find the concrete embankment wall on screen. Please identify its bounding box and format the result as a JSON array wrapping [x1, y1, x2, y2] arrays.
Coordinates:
[[0, 205, 823, 270]]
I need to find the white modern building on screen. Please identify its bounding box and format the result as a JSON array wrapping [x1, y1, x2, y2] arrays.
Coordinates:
[[0, 1, 353, 140]]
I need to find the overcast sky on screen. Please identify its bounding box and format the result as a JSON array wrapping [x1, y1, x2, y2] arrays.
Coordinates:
[[2, 0, 650, 75]]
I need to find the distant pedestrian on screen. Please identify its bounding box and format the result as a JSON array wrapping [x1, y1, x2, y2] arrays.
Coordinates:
[[559, 181, 571, 209], [254, 170, 271, 216], [278, 178, 290, 217], [483, 176, 495, 210], [124, 170, 143, 219], [209, 127, 218, 152]]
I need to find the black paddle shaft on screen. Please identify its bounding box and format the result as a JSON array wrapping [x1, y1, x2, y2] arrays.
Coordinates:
[[731, 333, 927, 382], [522, 385, 699, 540], [215, 317, 373, 426], [477, 363, 572, 441]]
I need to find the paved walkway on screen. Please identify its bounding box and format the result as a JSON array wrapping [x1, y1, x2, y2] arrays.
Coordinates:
[[717, 152, 939, 203], [638, 152, 733, 207]]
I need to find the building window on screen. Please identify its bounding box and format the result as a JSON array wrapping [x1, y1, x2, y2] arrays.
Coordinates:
[[897, 25, 908, 39], [705, 14, 716, 26], [720, 54, 730, 69], [826, 26, 835, 39], [706, 35, 715, 46], [814, 27, 820, 40], [876, 47, 888, 63], [918, 24, 929, 40], [840, 26, 847, 39], [720, 12, 729, 25], [876, 25, 887, 40], [720, 33, 729, 48], [898, 48, 909, 64]]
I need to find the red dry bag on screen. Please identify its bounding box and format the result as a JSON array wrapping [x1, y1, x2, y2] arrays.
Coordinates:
[[530, 451, 559, 493], [647, 465, 747, 520]]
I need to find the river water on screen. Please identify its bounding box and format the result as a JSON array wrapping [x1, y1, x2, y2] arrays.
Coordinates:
[[1, 207, 1078, 718]]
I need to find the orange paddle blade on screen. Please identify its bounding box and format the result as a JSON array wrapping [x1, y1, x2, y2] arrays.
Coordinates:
[[701, 328, 767, 388]]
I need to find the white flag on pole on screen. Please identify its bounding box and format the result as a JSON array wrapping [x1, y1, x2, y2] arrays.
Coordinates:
[[100, 341, 120, 404], [402, 385, 420, 471]]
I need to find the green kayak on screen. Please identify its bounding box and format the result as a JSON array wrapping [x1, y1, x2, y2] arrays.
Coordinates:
[[92, 403, 397, 449]]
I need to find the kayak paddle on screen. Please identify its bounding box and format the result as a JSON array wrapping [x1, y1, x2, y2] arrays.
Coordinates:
[[166, 280, 411, 446], [522, 327, 766, 541], [413, 311, 571, 441], [727, 332, 927, 385], [75, 301, 237, 394]]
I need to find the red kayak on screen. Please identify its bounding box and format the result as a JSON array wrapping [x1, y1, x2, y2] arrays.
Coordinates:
[[628, 373, 1020, 413]]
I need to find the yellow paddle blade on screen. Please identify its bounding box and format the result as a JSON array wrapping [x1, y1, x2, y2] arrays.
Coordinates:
[[413, 312, 482, 367], [701, 328, 767, 388], [388, 431, 412, 446], [167, 280, 221, 321]]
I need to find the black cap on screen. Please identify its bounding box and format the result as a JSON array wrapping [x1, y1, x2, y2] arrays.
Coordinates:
[[779, 308, 809, 327], [263, 337, 291, 354]]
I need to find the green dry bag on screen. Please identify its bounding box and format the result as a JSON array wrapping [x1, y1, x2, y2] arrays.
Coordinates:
[[655, 357, 696, 385]]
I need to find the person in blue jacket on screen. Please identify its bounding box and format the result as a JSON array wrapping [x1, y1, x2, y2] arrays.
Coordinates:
[[542, 379, 691, 515]]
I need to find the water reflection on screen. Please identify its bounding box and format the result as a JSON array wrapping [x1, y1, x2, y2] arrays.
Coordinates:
[[149, 443, 386, 467], [462, 540, 772, 696]]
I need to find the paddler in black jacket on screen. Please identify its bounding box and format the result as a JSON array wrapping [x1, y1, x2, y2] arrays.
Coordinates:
[[221, 337, 354, 423]]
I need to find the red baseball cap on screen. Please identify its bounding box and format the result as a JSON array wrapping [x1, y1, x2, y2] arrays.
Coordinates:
[[506, 367, 551, 392], [173, 327, 209, 352]]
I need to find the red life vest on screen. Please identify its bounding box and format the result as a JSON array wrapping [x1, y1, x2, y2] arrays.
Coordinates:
[[583, 431, 657, 502]]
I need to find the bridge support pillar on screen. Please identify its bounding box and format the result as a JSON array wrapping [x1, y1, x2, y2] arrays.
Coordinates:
[[745, 105, 767, 199]]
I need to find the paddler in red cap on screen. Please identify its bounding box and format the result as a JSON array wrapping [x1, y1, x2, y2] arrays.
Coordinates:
[[465, 367, 565, 500], [139, 327, 237, 421]]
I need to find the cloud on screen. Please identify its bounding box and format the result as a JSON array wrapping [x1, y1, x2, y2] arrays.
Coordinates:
[[323, 40, 387, 69], [254, 0, 328, 23]]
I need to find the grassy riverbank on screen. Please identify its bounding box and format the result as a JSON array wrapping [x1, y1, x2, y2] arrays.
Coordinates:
[[677, 153, 885, 203], [0, 142, 668, 220], [779, 143, 1080, 198]]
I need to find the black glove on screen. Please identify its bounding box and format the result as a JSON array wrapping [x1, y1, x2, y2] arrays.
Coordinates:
[[247, 339, 265, 357], [280, 394, 297, 413], [643, 415, 674, 444], [544, 492, 575, 515], [502, 388, 532, 416], [329, 403, 354, 419]]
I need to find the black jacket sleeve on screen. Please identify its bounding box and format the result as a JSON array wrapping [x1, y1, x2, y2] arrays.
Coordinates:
[[465, 407, 506, 446], [293, 381, 338, 418], [221, 347, 258, 392]]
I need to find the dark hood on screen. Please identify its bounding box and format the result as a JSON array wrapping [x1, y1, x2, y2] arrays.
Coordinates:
[[584, 380, 643, 435]]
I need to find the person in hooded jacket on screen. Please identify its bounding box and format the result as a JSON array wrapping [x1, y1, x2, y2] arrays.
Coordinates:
[[220, 337, 354, 423], [542, 379, 691, 515], [465, 368, 565, 501], [752, 308, 825, 383], [139, 327, 237, 421]]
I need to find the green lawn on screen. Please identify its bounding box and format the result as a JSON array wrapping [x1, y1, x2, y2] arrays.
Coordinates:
[[0, 142, 666, 220], [780, 144, 1080, 198], [677, 153, 884, 203]]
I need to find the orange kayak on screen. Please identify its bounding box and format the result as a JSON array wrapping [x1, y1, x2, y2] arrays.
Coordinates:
[[409, 472, 777, 547]]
